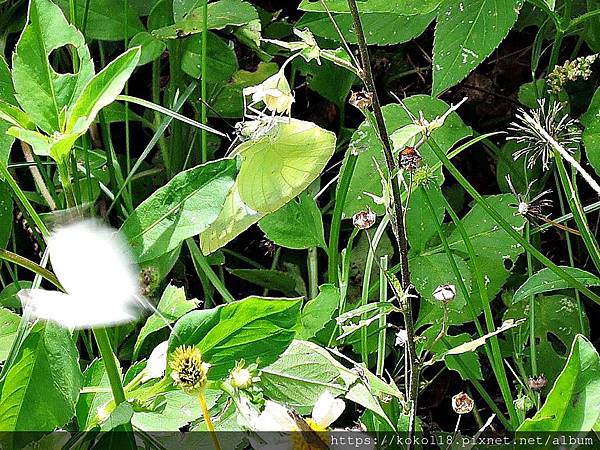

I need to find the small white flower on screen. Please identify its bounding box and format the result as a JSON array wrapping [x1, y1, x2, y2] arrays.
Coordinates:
[[433, 284, 456, 302], [395, 329, 408, 346], [141, 341, 168, 383], [18, 220, 143, 329], [243, 67, 294, 115]]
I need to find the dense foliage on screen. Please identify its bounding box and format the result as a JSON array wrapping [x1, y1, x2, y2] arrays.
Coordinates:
[[0, 0, 600, 448]]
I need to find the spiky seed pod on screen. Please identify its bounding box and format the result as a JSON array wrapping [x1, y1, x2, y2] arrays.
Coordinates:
[[170, 345, 210, 394]]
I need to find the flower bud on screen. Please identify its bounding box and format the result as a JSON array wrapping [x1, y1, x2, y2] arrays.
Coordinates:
[[395, 329, 408, 347], [433, 284, 456, 302], [229, 362, 257, 390], [352, 209, 376, 229], [452, 392, 474, 415]]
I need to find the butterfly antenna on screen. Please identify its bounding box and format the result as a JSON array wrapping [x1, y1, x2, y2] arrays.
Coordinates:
[[134, 295, 177, 336]]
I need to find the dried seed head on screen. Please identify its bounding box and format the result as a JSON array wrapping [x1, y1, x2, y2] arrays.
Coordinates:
[[508, 99, 581, 170], [506, 175, 553, 225], [352, 209, 376, 229], [433, 284, 456, 302], [398, 146, 422, 171], [452, 392, 474, 414], [170, 345, 210, 394], [349, 90, 373, 109], [528, 374, 547, 392]]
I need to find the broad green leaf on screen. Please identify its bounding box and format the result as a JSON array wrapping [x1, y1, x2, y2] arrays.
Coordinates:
[[0, 57, 15, 171], [235, 119, 336, 213], [297, 12, 434, 46], [76, 359, 111, 429], [54, 0, 144, 41], [133, 284, 197, 358], [581, 86, 600, 177], [121, 158, 238, 262], [299, 0, 442, 15], [258, 193, 327, 250], [0, 323, 81, 436], [0, 182, 12, 249], [297, 284, 340, 341], [12, 0, 94, 134], [129, 32, 167, 66], [293, 58, 356, 107], [342, 95, 471, 217], [0, 308, 20, 362], [505, 295, 590, 385], [181, 32, 238, 83], [418, 326, 482, 380], [99, 402, 134, 432], [410, 252, 471, 313], [153, 0, 258, 39], [517, 335, 600, 432], [169, 296, 302, 379], [208, 62, 278, 118], [228, 269, 298, 296], [432, 0, 522, 96], [0, 282, 33, 309], [260, 340, 347, 415], [67, 47, 141, 135], [406, 186, 446, 252], [513, 267, 600, 303]]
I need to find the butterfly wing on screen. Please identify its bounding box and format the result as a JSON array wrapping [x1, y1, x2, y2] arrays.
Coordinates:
[[19, 289, 138, 329], [47, 220, 140, 305]]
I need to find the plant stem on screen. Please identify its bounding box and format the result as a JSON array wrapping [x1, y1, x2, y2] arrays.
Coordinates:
[[345, 0, 418, 438], [327, 153, 357, 285], [376, 255, 388, 377], [426, 137, 600, 306], [187, 238, 235, 303], [554, 153, 600, 271], [198, 391, 222, 450], [307, 247, 319, 300], [200, 0, 208, 163]]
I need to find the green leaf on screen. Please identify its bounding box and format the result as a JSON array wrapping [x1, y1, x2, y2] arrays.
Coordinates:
[[0, 58, 15, 172], [200, 120, 335, 254], [0, 323, 81, 435], [513, 267, 600, 303], [293, 58, 356, 107], [260, 340, 347, 415], [297, 284, 340, 341], [67, 47, 141, 135], [297, 12, 434, 46], [121, 158, 238, 262], [133, 284, 197, 359], [432, 0, 522, 96], [342, 95, 471, 217], [208, 62, 278, 118], [505, 295, 590, 385], [259, 193, 327, 250], [298, 0, 442, 15], [54, 0, 144, 41], [228, 269, 298, 296], [581, 86, 600, 177], [99, 402, 134, 431], [0, 282, 33, 309], [235, 119, 336, 213], [406, 187, 446, 252], [76, 359, 111, 429], [12, 0, 94, 134], [169, 296, 302, 379], [517, 335, 600, 432], [129, 32, 167, 66], [153, 0, 258, 39], [0, 308, 20, 362], [181, 32, 238, 83]]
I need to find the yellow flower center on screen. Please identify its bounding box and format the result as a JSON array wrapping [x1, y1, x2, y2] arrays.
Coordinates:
[[292, 418, 330, 450]]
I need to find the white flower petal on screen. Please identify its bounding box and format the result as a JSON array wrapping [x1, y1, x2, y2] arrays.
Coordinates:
[[256, 401, 297, 431], [312, 390, 345, 428], [141, 341, 168, 382]]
